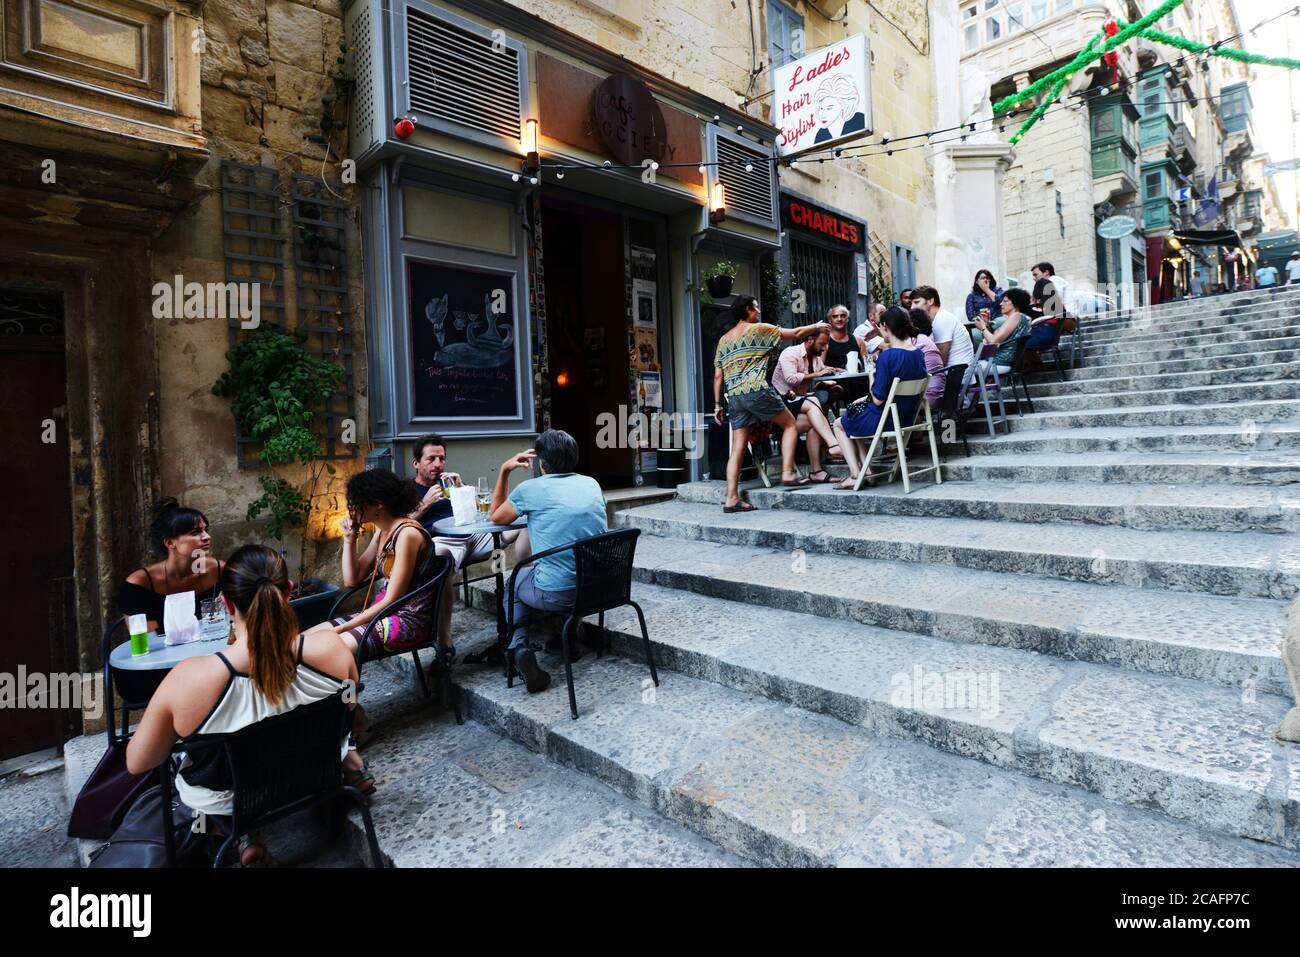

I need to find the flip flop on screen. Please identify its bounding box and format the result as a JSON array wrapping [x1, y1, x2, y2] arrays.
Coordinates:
[[722, 501, 756, 513]]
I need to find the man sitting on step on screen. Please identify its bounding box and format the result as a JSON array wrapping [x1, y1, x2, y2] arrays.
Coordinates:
[[489, 429, 607, 694]]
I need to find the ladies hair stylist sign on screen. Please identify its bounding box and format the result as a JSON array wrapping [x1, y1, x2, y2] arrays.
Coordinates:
[[772, 33, 872, 157]]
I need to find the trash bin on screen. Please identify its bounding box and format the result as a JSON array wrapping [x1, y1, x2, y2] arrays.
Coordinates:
[[657, 448, 686, 489]]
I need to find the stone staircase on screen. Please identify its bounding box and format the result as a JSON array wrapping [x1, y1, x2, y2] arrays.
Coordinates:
[[447, 285, 1300, 866]]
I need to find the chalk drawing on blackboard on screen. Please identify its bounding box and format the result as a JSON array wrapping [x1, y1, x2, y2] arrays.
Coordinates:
[[424, 292, 514, 369]]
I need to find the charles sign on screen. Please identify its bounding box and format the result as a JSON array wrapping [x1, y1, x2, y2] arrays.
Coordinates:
[[782, 197, 864, 251], [592, 73, 674, 166]]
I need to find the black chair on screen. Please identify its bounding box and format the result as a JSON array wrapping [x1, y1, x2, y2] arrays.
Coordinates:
[[328, 552, 461, 723], [1004, 337, 1036, 415], [933, 363, 971, 458], [505, 528, 659, 720], [290, 587, 344, 631], [1033, 320, 1068, 381], [159, 693, 385, 867], [102, 618, 167, 747]]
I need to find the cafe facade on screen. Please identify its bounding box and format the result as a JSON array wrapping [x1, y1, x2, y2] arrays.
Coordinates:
[[347, 0, 787, 487]]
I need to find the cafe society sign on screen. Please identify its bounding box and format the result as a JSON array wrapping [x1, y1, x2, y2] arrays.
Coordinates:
[[592, 73, 676, 167], [772, 33, 872, 157]]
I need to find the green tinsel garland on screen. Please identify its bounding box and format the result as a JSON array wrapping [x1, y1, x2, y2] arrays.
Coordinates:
[[1008, 32, 1101, 145], [1121, 22, 1300, 70], [992, 0, 1185, 116]]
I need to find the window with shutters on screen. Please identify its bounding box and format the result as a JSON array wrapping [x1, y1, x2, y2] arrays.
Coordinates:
[[891, 243, 916, 295], [707, 126, 777, 229], [399, 0, 529, 151], [767, 0, 803, 69]]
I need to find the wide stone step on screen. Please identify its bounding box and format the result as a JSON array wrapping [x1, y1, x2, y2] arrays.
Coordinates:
[[448, 617, 1299, 866], [624, 534, 1288, 692], [945, 450, 1300, 486], [673, 477, 1300, 533], [1026, 359, 1300, 398], [961, 421, 1300, 457], [1082, 315, 1300, 355], [615, 500, 1300, 599], [1005, 397, 1300, 432], [1087, 288, 1300, 332], [1083, 327, 1300, 363], [351, 641, 744, 867], [1084, 308, 1300, 346], [1030, 341, 1300, 383], [1027, 378, 1298, 414]]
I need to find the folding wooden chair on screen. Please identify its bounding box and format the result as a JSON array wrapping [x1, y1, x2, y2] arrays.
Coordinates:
[[845, 376, 941, 493]]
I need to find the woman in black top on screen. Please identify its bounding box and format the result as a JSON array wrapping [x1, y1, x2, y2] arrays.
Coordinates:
[[117, 499, 223, 632]]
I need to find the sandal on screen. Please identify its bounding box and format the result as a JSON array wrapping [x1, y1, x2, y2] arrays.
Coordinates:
[[781, 476, 811, 487], [343, 761, 377, 796], [827, 444, 846, 459], [834, 479, 858, 491], [722, 501, 757, 513], [806, 470, 832, 483], [237, 834, 265, 868]]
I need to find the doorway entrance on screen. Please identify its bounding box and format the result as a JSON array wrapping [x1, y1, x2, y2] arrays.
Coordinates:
[[540, 197, 634, 487], [0, 288, 75, 759]]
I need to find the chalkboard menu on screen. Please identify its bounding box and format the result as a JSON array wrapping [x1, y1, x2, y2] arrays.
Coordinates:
[[408, 259, 519, 420]]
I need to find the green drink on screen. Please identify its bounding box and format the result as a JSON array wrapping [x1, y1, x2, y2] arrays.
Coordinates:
[[128, 614, 149, 657]]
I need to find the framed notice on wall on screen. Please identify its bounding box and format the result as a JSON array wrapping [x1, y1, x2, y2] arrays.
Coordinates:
[[407, 259, 521, 420]]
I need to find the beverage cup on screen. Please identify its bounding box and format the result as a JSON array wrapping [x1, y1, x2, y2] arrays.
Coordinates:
[[129, 613, 149, 657]]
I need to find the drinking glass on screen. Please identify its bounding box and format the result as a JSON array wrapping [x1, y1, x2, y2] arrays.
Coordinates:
[[477, 477, 491, 517]]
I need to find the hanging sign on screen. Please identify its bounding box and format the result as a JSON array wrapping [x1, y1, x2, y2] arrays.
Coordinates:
[[772, 33, 871, 157], [1097, 214, 1138, 239]]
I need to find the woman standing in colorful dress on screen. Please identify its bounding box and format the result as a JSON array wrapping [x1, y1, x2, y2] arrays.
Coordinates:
[[712, 295, 829, 512]]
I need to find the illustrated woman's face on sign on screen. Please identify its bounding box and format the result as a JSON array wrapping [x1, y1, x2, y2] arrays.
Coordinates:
[[816, 94, 840, 128]]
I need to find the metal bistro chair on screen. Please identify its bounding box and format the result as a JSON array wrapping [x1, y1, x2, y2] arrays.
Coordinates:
[[965, 343, 1010, 437], [505, 528, 659, 720], [933, 363, 971, 458], [844, 375, 941, 493], [102, 617, 168, 747], [328, 549, 462, 724], [159, 692, 385, 868], [1004, 336, 1036, 415]]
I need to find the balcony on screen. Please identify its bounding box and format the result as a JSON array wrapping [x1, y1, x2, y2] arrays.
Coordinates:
[[0, 0, 206, 161], [1171, 122, 1196, 174], [1143, 197, 1174, 231]]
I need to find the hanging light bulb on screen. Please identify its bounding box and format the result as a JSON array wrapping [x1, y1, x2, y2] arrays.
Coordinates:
[[744, 162, 753, 172], [556, 169, 565, 180]]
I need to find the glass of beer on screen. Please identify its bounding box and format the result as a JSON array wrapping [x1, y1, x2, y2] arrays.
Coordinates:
[[477, 477, 491, 516]]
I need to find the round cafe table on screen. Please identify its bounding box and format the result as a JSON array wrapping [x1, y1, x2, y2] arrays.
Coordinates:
[[432, 516, 526, 664], [110, 631, 229, 672]]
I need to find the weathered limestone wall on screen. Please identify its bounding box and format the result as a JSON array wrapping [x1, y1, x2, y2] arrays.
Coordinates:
[[152, 0, 367, 579]]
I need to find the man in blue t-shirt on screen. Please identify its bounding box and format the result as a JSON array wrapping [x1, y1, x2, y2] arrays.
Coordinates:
[[489, 429, 607, 693]]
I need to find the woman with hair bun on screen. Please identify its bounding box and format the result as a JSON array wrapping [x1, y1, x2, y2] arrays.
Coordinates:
[[125, 544, 359, 865], [306, 468, 439, 661], [831, 306, 930, 490], [118, 498, 223, 633]]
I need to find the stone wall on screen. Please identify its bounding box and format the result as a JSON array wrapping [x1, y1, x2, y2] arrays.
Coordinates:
[[151, 0, 368, 579], [1000, 102, 1098, 289]]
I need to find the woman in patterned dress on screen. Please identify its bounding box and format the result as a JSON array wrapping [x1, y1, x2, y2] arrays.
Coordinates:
[[306, 469, 437, 660], [712, 295, 830, 512]]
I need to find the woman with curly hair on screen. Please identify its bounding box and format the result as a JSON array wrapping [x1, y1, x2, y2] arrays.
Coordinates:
[[307, 468, 438, 661]]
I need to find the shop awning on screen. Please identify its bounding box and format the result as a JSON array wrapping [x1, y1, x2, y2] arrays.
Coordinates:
[[1172, 229, 1242, 247]]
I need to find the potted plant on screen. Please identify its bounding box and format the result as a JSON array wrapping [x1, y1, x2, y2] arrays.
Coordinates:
[[702, 261, 738, 299], [212, 324, 347, 596]]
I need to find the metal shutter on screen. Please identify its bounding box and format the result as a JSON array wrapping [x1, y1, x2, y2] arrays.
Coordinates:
[[716, 136, 776, 226]]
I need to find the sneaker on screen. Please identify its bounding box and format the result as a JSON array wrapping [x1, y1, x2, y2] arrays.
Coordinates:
[[512, 646, 551, 694]]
